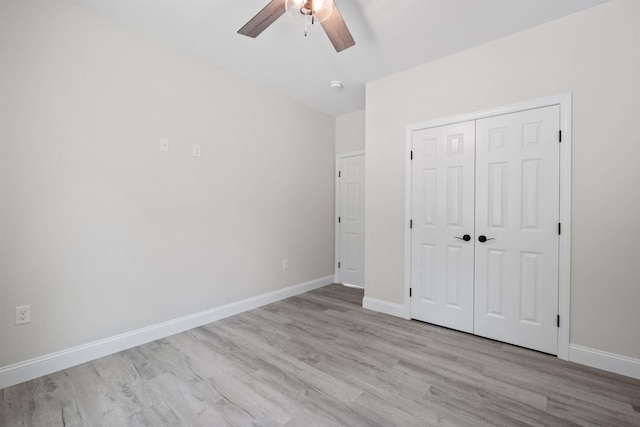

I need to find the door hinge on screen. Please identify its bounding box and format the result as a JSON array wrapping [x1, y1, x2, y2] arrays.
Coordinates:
[[557, 315, 560, 328], [410, 219, 413, 229], [409, 288, 412, 297], [558, 223, 561, 235], [338, 171, 341, 178], [338, 216, 341, 223], [410, 150, 413, 160], [559, 130, 562, 143], [338, 262, 341, 269]]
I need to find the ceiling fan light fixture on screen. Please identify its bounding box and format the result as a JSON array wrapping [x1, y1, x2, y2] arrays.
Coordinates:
[[238, 0, 354, 52], [285, 0, 333, 24]]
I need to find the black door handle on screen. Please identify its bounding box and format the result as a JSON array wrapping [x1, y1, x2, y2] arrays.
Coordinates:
[[478, 235, 495, 243], [454, 234, 471, 242]]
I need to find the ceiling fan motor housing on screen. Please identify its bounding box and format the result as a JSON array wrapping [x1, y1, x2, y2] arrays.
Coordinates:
[[287, 0, 333, 22]]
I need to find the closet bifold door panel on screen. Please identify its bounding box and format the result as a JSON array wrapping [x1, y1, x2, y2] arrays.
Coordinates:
[[410, 105, 561, 355], [474, 105, 560, 355], [410, 121, 476, 333]]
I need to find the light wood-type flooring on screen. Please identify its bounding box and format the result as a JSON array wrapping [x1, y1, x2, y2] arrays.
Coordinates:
[[2, 284, 640, 426]]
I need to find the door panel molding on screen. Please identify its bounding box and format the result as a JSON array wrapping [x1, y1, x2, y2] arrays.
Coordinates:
[[405, 94, 572, 360]]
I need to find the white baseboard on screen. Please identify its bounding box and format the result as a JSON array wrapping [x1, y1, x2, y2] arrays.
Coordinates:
[[0, 275, 333, 390], [569, 344, 640, 379], [341, 283, 364, 289], [362, 296, 410, 319]]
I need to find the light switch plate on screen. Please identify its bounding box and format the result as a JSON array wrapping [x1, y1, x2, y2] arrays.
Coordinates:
[[160, 138, 170, 152]]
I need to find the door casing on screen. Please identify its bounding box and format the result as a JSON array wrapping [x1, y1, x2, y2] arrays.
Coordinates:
[[404, 94, 572, 360]]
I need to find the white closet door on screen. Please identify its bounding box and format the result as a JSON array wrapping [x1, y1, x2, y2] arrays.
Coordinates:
[[411, 122, 476, 333], [338, 154, 365, 287], [474, 105, 560, 354]]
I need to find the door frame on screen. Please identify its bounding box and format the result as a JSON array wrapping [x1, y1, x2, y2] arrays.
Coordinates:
[[404, 94, 572, 360], [335, 150, 366, 287]]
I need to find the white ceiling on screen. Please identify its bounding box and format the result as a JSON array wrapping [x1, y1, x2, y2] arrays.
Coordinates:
[[74, 0, 608, 117]]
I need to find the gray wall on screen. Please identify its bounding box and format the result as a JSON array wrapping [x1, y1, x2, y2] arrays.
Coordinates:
[[365, 0, 640, 359], [0, 0, 335, 367], [336, 110, 365, 154]]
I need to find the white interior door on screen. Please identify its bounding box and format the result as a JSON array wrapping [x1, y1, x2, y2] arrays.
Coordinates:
[[474, 105, 560, 354], [410, 122, 475, 333], [338, 154, 365, 287]]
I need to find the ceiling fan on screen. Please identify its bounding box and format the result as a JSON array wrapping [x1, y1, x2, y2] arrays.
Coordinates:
[[238, 0, 356, 52]]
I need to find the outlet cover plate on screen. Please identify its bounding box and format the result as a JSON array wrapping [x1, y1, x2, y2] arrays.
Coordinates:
[[15, 305, 31, 325]]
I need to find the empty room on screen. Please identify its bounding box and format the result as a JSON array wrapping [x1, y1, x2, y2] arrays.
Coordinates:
[[1, 0, 639, 425]]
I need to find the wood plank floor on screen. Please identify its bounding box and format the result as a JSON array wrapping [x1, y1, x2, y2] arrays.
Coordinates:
[[2, 284, 639, 426]]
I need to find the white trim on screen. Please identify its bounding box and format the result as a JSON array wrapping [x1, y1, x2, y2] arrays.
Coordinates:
[[403, 125, 413, 322], [363, 296, 410, 319], [569, 344, 640, 380], [556, 94, 572, 361], [336, 150, 366, 158], [404, 94, 572, 359], [406, 94, 572, 133], [334, 150, 365, 285], [0, 275, 333, 389]]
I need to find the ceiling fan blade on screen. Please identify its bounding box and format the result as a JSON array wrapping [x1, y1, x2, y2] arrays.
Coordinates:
[[321, 1, 355, 52], [238, 0, 286, 38]]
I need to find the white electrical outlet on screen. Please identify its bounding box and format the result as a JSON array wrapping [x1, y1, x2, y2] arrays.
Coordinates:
[[192, 144, 201, 158], [283, 259, 289, 270], [15, 305, 31, 325], [160, 138, 170, 152]]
